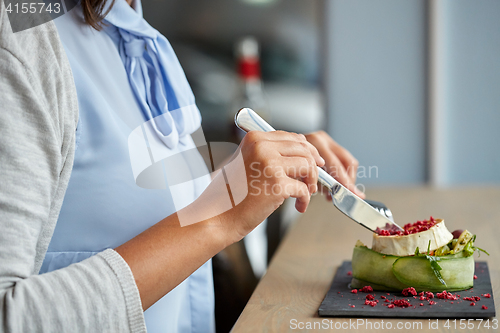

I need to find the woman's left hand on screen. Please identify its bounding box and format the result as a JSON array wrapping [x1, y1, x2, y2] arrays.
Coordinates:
[[304, 130, 366, 199]]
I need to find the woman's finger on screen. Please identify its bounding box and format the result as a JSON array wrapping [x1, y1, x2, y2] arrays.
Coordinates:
[[272, 140, 325, 167], [247, 130, 307, 143], [281, 178, 312, 213], [321, 148, 365, 198], [305, 131, 364, 198], [245, 131, 325, 167], [329, 141, 359, 184], [281, 156, 318, 194]]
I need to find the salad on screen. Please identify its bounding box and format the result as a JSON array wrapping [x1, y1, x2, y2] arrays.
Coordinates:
[[351, 217, 488, 292]]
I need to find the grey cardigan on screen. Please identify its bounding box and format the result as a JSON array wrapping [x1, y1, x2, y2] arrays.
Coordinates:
[[0, 5, 146, 332]]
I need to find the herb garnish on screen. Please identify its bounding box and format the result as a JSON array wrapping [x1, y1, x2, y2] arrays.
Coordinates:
[[463, 235, 489, 257], [415, 241, 446, 286]]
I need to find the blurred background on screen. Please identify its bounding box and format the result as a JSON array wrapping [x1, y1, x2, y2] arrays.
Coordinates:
[[142, 0, 500, 331]]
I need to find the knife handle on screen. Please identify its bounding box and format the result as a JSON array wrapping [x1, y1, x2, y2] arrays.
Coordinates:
[[234, 108, 340, 193]]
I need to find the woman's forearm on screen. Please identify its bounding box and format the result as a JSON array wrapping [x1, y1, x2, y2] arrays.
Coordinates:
[[116, 130, 325, 310], [115, 209, 230, 310]]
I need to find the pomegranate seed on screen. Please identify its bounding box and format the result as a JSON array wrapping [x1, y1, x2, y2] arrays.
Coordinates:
[[365, 300, 377, 307], [436, 291, 457, 300], [360, 286, 373, 293], [392, 299, 411, 308], [402, 287, 417, 296]]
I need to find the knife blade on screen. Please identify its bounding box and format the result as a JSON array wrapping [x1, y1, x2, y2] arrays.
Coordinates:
[[234, 107, 404, 233]]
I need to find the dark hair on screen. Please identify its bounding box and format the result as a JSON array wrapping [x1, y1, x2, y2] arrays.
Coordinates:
[[81, 0, 115, 30]]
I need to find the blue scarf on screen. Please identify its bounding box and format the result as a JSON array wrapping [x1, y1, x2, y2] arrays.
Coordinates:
[[104, 0, 201, 149]]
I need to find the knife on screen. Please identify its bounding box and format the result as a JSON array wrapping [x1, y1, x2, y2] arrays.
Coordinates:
[[234, 108, 404, 233]]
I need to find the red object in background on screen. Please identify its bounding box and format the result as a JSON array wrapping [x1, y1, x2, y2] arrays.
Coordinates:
[[232, 36, 270, 139], [238, 58, 260, 80], [236, 36, 262, 81]]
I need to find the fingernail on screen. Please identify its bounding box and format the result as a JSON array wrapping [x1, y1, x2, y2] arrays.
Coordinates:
[[319, 156, 325, 165]]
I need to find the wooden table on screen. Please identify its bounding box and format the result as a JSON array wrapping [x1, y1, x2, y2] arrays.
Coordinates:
[[232, 187, 500, 332]]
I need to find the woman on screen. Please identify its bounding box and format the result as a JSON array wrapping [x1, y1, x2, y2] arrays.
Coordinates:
[[0, 0, 362, 331]]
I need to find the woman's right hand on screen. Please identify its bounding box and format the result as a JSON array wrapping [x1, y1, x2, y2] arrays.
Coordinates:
[[116, 130, 325, 309], [219, 130, 325, 242]]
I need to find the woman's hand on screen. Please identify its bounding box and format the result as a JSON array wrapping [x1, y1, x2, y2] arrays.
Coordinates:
[[116, 130, 326, 309], [219, 130, 325, 242], [304, 130, 365, 199]]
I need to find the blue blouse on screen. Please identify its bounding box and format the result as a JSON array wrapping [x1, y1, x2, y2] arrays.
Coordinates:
[[42, 1, 215, 332]]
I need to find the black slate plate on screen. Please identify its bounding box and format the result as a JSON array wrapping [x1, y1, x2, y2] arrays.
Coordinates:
[[319, 261, 495, 318]]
